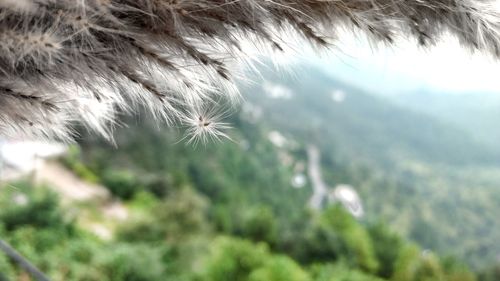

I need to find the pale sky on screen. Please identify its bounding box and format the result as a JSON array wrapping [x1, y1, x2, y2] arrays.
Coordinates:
[[311, 32, 500, 96], [240, 24, 500, 96]]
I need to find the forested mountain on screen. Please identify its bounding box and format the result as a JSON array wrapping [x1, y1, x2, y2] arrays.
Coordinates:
[[1, 63, 499, 280], [390, 91, 500, 150], [241, 64, 500, 268], [242, 65, 500, 167]]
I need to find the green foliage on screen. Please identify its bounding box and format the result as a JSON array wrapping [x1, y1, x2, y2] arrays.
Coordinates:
[[101, 169, 140, 200], [127, 191, 160, 212], [91, 243, 168, 281], [200, 236, 269, 281], [309, 206, 379, 272], [391, 245, 451, 281], [62, 241, 169, 281], [199, 236, 310, 281], [119, 188, 209, 244], [248, 256, 311, 281], [0, 179, 480, 281], [2, 63, 491, 280], [242, 65, 500, 268], [62, 145, 100, 183], [238, 206, 278, 245], [368, 223, 404, 278], [155, 188, 210, 241], [47, 99, 481, 281], [0, 182, 69, 231], [478, 264, 500, 281], [439, 257, 477, 281], [0, 251, 15, 280], [310, 263, 385, 281]]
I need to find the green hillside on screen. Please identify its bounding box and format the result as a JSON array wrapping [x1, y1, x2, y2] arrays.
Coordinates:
[[1, 64, 499, 280], [241, 65, 500, 167], [391, 91, 500, 150], [241, 64, 500, 268]]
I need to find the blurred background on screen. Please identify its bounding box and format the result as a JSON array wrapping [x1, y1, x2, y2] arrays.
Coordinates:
[[1, 36, 500, 281]]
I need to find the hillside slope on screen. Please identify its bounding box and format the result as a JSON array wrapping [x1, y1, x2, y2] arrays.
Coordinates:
[[67, 63, 500, 269], [240, 64, 500, 268]]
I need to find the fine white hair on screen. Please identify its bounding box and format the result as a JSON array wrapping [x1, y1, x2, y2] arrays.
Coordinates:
[[0, 0, 499, 141]]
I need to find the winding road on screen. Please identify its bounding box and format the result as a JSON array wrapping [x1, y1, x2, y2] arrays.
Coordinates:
[[307, 145, 329, 210]]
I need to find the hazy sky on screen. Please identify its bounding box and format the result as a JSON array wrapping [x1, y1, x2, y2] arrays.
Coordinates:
[[310, 32, 500, 96], [240, 26, 500, 96]]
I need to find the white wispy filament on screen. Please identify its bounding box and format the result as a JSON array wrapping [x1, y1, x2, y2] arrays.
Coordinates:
[[181, 104, 232, 146], [0, 0, 499, 141]]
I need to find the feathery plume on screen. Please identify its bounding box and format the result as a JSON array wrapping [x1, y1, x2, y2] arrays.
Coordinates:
[[181, 101, 232, 146], [0, 0, 499, 140]]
